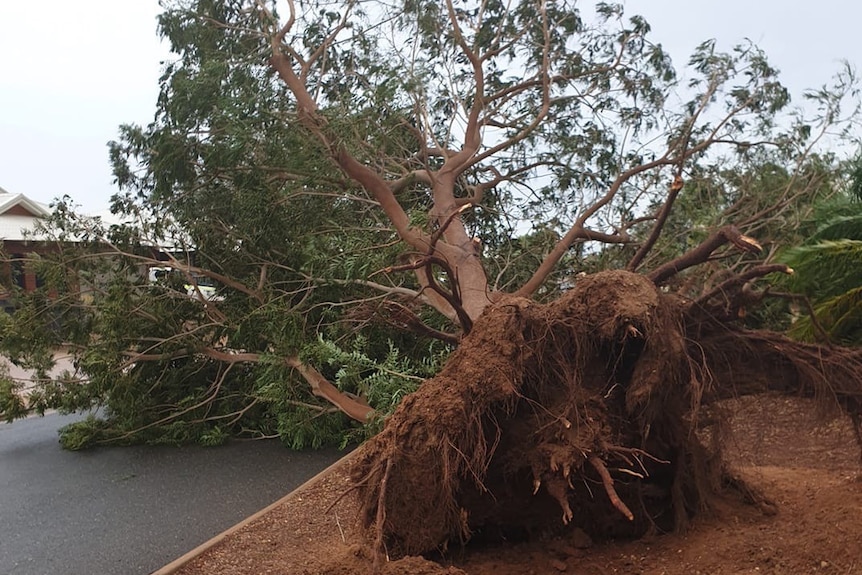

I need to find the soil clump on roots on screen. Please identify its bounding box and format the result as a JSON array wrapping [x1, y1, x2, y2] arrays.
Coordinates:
[[353, 270, 862, 564]]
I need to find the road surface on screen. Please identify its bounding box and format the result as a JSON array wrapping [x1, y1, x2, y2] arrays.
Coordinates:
[[0, 413, 344, 575]]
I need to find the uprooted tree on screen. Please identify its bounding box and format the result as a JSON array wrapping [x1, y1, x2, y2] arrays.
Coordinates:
[[3, 0, 862, 562]]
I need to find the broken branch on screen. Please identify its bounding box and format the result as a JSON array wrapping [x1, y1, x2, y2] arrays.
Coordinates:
[[648, 225, 763, 286]]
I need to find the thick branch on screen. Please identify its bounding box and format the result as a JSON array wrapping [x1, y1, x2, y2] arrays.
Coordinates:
[[626, 73, 727, 273], [514, 224, 629, 297], [518, 66, 775, 298], [334, 150, 424, 248], [124, 344, 374, 423], [286, 356, 375, 422], [388, 170, 433, 194], [648, 225, 763, 286], [516, 153, 680, 297], [627, 175, 685, 272], [267, 40, 430, 255]]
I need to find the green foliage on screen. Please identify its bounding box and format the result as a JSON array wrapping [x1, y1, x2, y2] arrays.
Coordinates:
[[486, 226, 573, 300], [0, 0, 436, 448], [774, 166, 862, 344], [310, 336, 444, 411], [789, 286, 862, 345], [1, 0, 858, 450], [780, 237, 862, 345], [58, 416, 111, 451], [783, 240, 862, 300], [812, 213, 862, 242], [0, 367, 27, 423], [850, 155, 862, 201]]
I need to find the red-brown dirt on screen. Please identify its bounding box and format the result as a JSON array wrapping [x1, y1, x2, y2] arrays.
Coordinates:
[[171, 394, 862, 575], [349, 271, 862, 561]]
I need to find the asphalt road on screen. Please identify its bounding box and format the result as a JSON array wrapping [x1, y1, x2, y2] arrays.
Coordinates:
[[0, 413, 345, 575]]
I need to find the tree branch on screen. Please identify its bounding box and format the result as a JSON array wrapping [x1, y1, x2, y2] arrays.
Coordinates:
[[695, 264, 793, 309], [265, 13, 430, 256], [440, 0, 486, 177], [379, 301, 461, 345], [627, 175, 685, 272], [123, 344, 375, 423], [647, 225, 764, 286], [384, 255, 473, 333], [286, 356, 375, 422]]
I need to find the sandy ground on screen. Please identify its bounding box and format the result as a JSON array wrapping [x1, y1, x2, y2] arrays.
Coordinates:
[[167, 394, 862, 574]]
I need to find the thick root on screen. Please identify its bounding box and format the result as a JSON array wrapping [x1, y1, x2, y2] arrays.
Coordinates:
[[352, 270, 862, 560]]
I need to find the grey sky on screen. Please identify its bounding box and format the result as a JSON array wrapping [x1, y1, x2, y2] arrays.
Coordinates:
[[624, 0, 858, 98], [0, 1, 858, 212], [0, 1, 167, 212]]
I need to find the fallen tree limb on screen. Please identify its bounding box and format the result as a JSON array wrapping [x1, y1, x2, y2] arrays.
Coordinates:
[[648, 225, 763, 286], [286, 356, 375, 422]]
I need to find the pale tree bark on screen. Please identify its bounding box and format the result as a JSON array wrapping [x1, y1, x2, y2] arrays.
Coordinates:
[[261, 0, 490, 323], [248, 0, 844, 424], [121, 344, 375, 423], [285, 356, 376, 422]]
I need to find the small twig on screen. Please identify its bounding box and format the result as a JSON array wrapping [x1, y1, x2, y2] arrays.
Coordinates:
[[588, 455, 634, 521], [334, 511, 346, 543]]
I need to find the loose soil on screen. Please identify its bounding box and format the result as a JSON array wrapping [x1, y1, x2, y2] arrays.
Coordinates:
[[171, 394, 862, 575], [348, 271, 862, 559]]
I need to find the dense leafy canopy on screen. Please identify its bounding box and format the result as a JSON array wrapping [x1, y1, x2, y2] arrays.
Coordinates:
[[0, 0, 858, 448]]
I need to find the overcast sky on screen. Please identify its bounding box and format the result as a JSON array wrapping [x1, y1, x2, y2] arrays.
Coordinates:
[[0, 1, 859, 212]]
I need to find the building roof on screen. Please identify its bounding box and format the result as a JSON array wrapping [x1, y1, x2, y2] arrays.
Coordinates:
[[0, 187, 52, 241], [0, 186, 183, 250]]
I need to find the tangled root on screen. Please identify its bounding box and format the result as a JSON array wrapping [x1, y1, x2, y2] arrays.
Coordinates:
[[352, 270, 862, 561]]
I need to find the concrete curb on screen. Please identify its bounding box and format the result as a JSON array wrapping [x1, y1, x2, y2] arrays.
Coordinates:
[[150, 448, 360, 575]]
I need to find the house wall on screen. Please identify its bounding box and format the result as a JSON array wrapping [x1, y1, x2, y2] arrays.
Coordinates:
[[3, 205, 37, 217], [1, 241, 61, 295]]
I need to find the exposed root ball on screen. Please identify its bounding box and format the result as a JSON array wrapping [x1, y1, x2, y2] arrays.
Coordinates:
[[352, 270, 862, 559]]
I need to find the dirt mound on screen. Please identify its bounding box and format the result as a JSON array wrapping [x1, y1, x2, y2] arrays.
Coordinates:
[[352, 270, 862, 561], [169, 269, 862, 575], [170, 394, 862, 575]]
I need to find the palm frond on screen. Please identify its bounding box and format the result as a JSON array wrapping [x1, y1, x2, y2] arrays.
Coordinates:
[[811, 213, 862, 241], [790, 285, 862, 345], [780, 239, 862, 299]]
